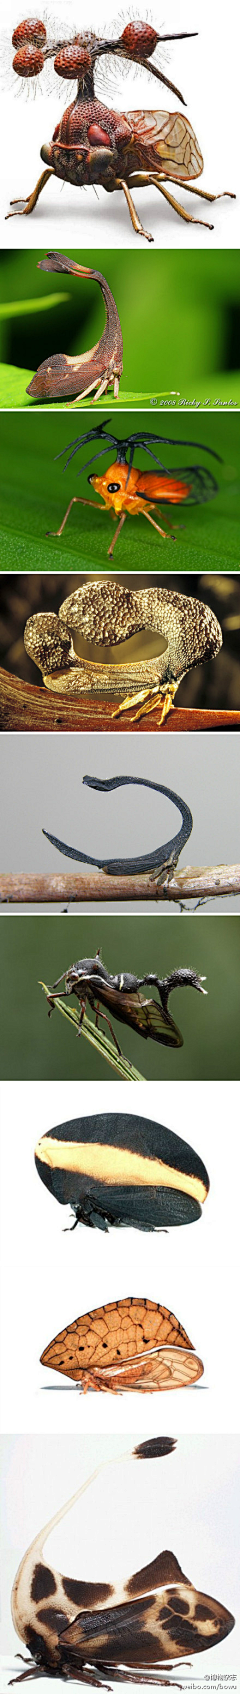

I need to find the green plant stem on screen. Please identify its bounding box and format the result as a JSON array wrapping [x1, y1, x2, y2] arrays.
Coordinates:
[[40, 981, 143, 1080]]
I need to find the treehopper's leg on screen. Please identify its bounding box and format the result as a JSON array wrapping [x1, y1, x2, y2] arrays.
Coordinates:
[[90, 375, 112, 401], [112, 685, 160, 719], [135, 683, 178, 725], [170, 176, 236, 203], [95, 1669, 182, 1688], [66, 377, 104, 406], [76, 1000, 86, 1038], [46, 495, 104, 537], [6, 168, 54, 219], [114, 374, 120, 397], [112, 683, 177, 724], [115, 177, 153, 242], [142, 509, 171, 539], [129, 171, 156, 187], [108, 510, 127, 556], [68, 375, 113, 407], [95, 1002, 123, 1056], [79, 1370, 112, 1394], [150, 174, 214, 229], [150, 855, 177, 887]]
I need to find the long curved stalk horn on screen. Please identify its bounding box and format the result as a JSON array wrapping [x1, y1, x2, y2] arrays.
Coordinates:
[[26, 254, 123, 403]]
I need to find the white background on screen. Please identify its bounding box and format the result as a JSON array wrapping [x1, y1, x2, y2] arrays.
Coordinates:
[[0, 0, 239, 247], [0, 1078, 239, 1436], [1, 1432, 239, 1679]]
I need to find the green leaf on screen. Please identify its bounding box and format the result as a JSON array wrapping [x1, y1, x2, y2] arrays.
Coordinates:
[[0, 365, 176, 409], [0, 294, 70, 321], [40, 982, 143, 1080], [0, 408, 239, 576]]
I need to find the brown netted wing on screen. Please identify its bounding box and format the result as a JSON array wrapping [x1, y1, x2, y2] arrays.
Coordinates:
[[96, 1346, 203, 1393], [86, 981, 183, 1047], [124, 109, 203, 181]]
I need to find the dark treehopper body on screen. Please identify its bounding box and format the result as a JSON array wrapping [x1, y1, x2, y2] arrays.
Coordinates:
[[43, 774, 193, 881], [43, 951, 207, 1059], [34, 1109, 210, 1231], [7, 19, 235, 241], [10, 1438, 234, 1687]]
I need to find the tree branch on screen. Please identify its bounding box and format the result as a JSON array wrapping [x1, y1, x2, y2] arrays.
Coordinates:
[[0, 669, 240, 732], [0, 867, 239, 903]]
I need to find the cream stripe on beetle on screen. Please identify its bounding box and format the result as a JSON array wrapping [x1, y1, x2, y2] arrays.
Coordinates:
[[34, 1137, 207, 1204]]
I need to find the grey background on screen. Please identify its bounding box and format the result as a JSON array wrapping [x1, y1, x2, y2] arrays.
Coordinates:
[[0, 732, 239, 914]]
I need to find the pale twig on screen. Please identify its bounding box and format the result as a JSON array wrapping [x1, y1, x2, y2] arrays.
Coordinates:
[[1, 866, 239, 905]]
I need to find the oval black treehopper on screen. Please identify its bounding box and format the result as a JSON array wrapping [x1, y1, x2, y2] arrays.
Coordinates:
[[35, 1109, 209, 1231]]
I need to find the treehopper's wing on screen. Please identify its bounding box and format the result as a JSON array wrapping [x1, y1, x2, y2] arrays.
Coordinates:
[[40, 1297, 203, 1392], [124, 109, 203, 181], [89, 982, 183, 1048], [95, 1346, 203, 1393], [59, 1572, 234, 1671], [139, 467, 218, 507]]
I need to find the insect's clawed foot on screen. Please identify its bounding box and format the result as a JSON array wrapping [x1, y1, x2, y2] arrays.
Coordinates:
[[6, 169, 54, 219], [6, 197, 31, 219], [112, 683, 177, 725]]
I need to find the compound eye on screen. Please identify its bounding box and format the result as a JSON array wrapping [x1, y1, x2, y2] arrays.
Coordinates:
[[107, 482, 121, 493]]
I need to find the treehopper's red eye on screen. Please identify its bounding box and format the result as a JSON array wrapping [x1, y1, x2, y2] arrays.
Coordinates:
[[12, 42, 44, 73], [119, 22, 158, 58], [87, 123, 111, 146], [54, 45, 92, 77], [12, 18, 46, 47]]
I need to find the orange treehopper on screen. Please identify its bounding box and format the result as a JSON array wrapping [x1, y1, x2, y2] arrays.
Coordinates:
[[40, 1296, 204, 1393], [49, 420, 221, 556]]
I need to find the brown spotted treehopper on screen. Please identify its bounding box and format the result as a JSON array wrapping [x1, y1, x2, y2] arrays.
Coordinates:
[[40, 1296, 204, 1393], [26, 256, 123, 405], [43, 951, 207, 1058], [7, 19, 235, 240], [10, 1437, 234, 1686], [34, 1109, 209, 1232]]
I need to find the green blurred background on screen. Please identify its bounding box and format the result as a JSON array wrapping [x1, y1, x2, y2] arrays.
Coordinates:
[[0, 916, 239, 1081], [0, 410, 239, 575], [0, 249, 240, 406]]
